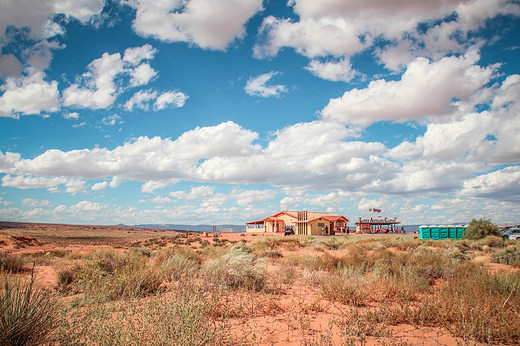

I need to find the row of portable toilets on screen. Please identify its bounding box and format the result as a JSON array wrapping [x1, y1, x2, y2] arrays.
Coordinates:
[[419, 225, 466, 240]]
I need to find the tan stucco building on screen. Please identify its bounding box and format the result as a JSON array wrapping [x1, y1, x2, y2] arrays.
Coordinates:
[[246, 211, 349, 236]]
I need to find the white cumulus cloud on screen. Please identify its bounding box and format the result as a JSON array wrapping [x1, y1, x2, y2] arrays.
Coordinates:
[[321, 50, 494, 126], [245, 71, 288, 98], [127, 0, 263, 50], [62, 44, 161, 110], [0, 71, 59, 118], [305, 58, 356, 82]]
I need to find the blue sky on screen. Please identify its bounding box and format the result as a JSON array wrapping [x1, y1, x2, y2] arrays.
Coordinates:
[[1, 0, 519, 226]]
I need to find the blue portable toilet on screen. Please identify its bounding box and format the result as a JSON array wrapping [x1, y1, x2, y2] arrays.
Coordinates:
[[430, 225, 440, 240], [439, 225, 448, 239], [447, 225, 457, 239], [456, 225, 466, 239], [419, 225, 430, 239]]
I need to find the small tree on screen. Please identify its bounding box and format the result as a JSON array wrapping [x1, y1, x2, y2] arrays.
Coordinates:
[[462, 218, 500, 240]]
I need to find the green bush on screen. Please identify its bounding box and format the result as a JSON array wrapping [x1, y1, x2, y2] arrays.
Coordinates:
[[462, 218, 500, 240], [0, 275, 59, 345]]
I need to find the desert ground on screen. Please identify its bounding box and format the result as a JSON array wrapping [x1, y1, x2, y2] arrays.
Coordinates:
[[1, 221, 519, 345]]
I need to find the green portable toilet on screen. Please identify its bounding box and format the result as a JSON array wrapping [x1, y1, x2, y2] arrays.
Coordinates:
[[430, 225, 440, 240], [456, 225, 466, 239], [419, 225, 430, 239], [447, 225, 457, 239], [439, 225, 448, 239]]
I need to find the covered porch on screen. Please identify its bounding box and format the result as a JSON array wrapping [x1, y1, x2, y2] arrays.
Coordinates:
[[246, 217, 286, 233]]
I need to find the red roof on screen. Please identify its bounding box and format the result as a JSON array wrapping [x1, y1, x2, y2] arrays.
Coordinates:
[[297, 215, 348, 223], [322, 215, 349, 222], [271, 211, 298, 218]]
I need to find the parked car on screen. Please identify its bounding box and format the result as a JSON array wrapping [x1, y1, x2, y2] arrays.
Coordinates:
[[284, 226, 295, 236], [502, 226, 520, 240]]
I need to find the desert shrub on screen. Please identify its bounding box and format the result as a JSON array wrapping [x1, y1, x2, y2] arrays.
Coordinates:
[[40, 249, 69, 258], [262, 249, 283, 258], [162, 254, 199, 281], [340, 244, 376, 274], [280, 262, 299, 285], [269, 260, 300, 288], [320, 238, 341, 250], [491, 246, 520, 267], [302, 269, 325, 287], [462, 218, 500, 240], [0, 254, 26, 273], [409, 248, 453, 282], [320, 252, 343, 272], [155, 241, 167, 248], [167, 234, 184, 245], [57, 265, 82, 293], [385, 237, 422, 251], [251, 237, 280, 252], [369, 274, 423, 304], [129, 246, 151, 257], [202, 244, 267, 291], [478, 235, 506, 249], [199, 243, 231, 259], [0, 275, 60, 345], [154, 245, 202, 264], [64, 251, 84, 260], [442, 246, 469, 264], [371, 250, 410, 279], [185, 237, 200, 245], [455, 240, 471, 254]]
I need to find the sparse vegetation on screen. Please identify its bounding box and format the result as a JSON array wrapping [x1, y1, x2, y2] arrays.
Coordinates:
[[2, 222, 520, 344]]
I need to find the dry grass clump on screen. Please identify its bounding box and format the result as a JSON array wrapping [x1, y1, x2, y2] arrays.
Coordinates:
[[0, 254, 26, 273], [153, 245, 203, 264], [269, 260, 300, 291], [162, 253, 199, 282], [0, 274, 60, 345], [57, 249, 163, 301], [203, 244, 267, 291], [199, 243, 231, 259], [319, 273, 367, 306]]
